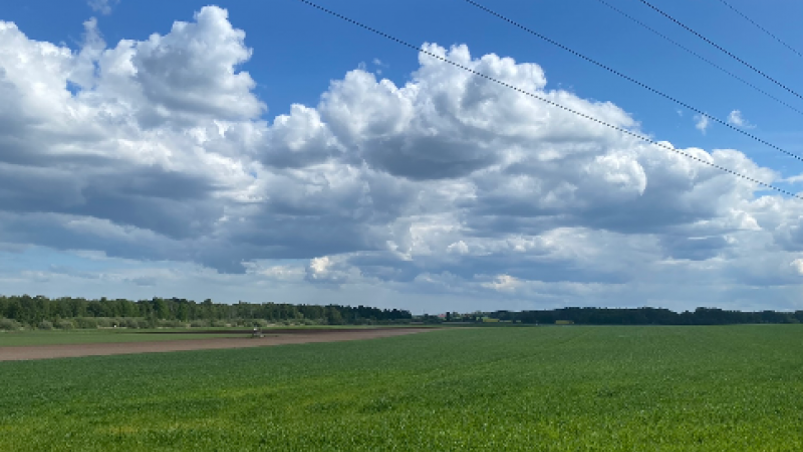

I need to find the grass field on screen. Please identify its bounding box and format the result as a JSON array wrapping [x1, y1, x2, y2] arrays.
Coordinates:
[[1, 325, 801, 451], [0, 329, 250, 347]]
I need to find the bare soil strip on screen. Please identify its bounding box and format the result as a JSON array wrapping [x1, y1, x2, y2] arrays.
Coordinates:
[[0, 328, 434, 362], [141, 328, 416, 335]]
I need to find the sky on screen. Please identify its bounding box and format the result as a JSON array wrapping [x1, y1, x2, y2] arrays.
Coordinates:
[[1, 0, 803, 313]]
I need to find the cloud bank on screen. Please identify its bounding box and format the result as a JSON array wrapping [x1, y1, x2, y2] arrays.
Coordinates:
[[0, 6, 801, 311]]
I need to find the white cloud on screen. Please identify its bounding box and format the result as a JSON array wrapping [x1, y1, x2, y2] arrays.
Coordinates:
[[0, 8, 801, 311], [88, 0, 118, 15], [783, 174, 803, 184], [305, 255, 364, 285], [791, 259, 803, 276], [694, 114, 710, 134], [482, 274, 521, 293], [727, 109, 755, 128], [372, 58, 387, 75]]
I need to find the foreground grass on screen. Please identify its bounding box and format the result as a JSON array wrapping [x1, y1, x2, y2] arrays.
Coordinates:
[[0, 329, 249, 347], [0, 325, 801, 451]]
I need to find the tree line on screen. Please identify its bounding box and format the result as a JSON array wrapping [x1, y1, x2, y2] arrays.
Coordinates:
[[445, 307, 803, 325], [0, 295, 412, 327], [2, 295, 800, 329]]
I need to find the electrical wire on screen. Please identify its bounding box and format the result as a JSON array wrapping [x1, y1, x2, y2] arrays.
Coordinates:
[[294, 0, 802, 200], [461, 0, 803, 164], [637, 0, 803, 102], [591, 0, 803, 118], [715, 0, 803, 59]]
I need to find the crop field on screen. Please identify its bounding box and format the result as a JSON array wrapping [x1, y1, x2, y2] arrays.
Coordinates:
[[1, 325, 801, 451]]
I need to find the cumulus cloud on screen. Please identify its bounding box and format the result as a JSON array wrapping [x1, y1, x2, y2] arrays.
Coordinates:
[[727, 109, 755, 128], [0, 7, 801, 311], [305, 256, 363, 285]]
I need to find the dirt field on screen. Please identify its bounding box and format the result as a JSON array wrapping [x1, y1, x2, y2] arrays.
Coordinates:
[[0, 328, 434, 362]]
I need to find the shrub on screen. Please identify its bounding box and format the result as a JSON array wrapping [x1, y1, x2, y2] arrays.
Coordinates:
[[55, 319, 74, 330], [190, 319, 209, 328], [94, 318, 112, 328], [144, 316, 158, 329], [74, 317, 98, 329], [123, 318, 141, 329], [0, 318, 21, 331], [38, 320, 54, 330], [210, 320, 229, 328]]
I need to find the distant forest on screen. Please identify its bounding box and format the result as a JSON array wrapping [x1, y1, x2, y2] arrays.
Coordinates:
[[449, 306, 803, 326], [1, 295, 801, 330], [0, 295, 412, 329]]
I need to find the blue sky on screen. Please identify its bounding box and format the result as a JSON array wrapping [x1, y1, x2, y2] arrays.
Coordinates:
[[1, 0, 803, 312]]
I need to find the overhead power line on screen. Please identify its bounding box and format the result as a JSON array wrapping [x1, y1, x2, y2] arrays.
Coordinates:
[[591, 0, 803, 118], [636, 0, 803, 102], [294, 0, 801, 201], [715, 0, 803, 59], [461, 0, 803, 164]]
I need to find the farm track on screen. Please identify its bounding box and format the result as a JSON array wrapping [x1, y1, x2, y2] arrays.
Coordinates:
[[139, 328, 420, 335], [0, 328, 436, 362]]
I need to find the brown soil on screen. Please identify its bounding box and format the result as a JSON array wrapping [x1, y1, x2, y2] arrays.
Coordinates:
[[141, 328, 417, 335], [0, 328, 435, 362]]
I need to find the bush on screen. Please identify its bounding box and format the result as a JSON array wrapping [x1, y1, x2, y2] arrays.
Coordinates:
[[0, 318, 21, 331], [210, 320, 229, 328], [252, 319, 269, 328], [190, 319, 209, 328], [74, 317, 98, 329], [157, 319, 187, 328], [38, 320, 54, 330], [144, 316, 158, 329], [94, 318, 111, 328], [96, 317, 129, 328], [123, 318, 141, 329], [55, 319, 74, 330]]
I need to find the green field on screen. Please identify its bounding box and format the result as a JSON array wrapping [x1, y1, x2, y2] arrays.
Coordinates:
[[1, 325, 801, 451], [0, 329, 250, 347]]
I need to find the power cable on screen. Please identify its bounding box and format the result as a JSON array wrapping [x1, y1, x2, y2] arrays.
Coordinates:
[[294, 0, 802, 200], [636, 0, 803, 102], [715, 0, 803, 59], [591, 0, 803, 118], [461, 0, 803, 164]]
